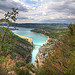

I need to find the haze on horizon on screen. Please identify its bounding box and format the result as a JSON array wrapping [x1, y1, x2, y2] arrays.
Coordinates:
[[0, 0, 75, 23]]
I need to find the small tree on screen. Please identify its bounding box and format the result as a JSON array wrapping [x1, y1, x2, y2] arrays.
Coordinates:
[[68, 24, 75, 35], [0, 8, 18, 55]]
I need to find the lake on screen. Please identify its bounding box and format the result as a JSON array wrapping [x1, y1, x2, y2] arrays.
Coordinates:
[[12, 27, 48, 64]]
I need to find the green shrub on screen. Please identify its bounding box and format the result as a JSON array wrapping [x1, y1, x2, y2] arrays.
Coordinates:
[[16, 62, 25, 67], [15, 67, 30, 75], [26, 64, 36, 73], [0, 65, 8, 75]]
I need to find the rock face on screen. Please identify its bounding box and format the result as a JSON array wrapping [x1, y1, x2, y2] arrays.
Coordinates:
[[34, 55, 45, 68], [34, 39, 55, 67]]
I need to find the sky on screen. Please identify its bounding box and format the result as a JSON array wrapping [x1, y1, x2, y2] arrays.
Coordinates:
[[0, 0, 75, 23]]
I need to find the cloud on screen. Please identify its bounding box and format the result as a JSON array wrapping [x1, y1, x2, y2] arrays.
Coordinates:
[[50, 1, 75, 15], [0, 0, 75, 23], [0, 0, 28, 12], [34, 0, 75, 22], [0, 0, 6, 1]]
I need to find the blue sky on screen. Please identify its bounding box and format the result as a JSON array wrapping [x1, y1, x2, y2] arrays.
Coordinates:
[[0, 0, 75, 23]]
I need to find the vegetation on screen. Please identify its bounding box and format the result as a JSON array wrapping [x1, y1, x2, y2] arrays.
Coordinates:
[[0, 8, 74, 75], [0, 65, 8, 75], [15, 62, 25, 67], [36, 24, 75, 75], [0, 27, 33, 62], [0, 8, 34, 75], [0, 8, 18, 54], [15, 23, 68, 29], [31, 28, 68, 39], [14, 67, 30, 75], [26, 64, 37, 73]]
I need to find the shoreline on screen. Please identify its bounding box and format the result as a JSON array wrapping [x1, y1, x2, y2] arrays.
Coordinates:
[[13, 30, 49, 65], [31, 31, 50, 44], [13, 32, 35, 49], [12, 32, 35, 65], [39, 33, 50, 44], [13, 33, 33, 44]]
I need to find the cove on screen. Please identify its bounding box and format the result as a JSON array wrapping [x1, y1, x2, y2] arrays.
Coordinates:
[[12, 27, 48, 64]]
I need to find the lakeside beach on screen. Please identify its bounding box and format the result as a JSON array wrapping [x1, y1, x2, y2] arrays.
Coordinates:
[[15, 33, 33, 44]]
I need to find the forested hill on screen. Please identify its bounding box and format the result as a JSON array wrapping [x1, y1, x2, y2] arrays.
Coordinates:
[[0, 27, 33, 66], [32, 24, 75, 75], [15, 23, 68, 29]]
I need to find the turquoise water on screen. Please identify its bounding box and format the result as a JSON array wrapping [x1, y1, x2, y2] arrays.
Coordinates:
[[12, 27, 48, 64]]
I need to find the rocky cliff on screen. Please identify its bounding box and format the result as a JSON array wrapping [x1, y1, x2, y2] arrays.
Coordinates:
[[34, 39, 55, 67]]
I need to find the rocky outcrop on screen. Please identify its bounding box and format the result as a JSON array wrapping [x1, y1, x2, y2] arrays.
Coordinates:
[[34, 39, 55, 67]]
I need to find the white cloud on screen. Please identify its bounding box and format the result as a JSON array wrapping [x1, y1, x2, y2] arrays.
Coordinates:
[[0, 0, 75, 23]]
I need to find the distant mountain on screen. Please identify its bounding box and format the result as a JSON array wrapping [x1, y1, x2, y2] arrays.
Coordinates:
[[0, 23, 69, 29], [15, 23, 69, 29]]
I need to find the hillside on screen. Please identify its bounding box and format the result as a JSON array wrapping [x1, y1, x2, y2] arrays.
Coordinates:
[[0, 26, 36, 75], [0, 27, 35, 74], [32, 28, 68, 67], [0, 27, 33, 64], [0, 24, 75, 75], [32, 24, 75, 75]]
